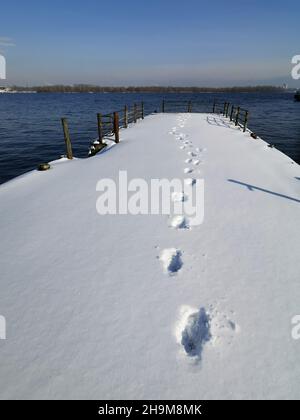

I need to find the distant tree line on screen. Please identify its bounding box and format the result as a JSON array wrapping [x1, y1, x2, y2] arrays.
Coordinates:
[[10, 84, 286, 93]]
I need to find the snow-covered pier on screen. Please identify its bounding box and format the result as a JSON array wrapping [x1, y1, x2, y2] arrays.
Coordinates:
[[0, 112, 300, 399]]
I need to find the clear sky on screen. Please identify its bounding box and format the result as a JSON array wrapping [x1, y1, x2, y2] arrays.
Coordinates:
[[1, 0, 299, 86]]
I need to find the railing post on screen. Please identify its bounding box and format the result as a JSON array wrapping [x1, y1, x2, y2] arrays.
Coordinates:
[[61, 118, 73, 159], [235, 107, 240, 126], [134, 103, 137, 123], [162, 100, 165, 113], [141, 102, 144, 119], [97, 113, 103, 143], [225, 103, 230, 118], [244, 111, 249, 132], [124, 106, 128, 128], [113, 112, 120, 143], [188, 101, 192, 113], [213, 101, 216, 113], [230, 106, 234, 121], [223, 102, 227, 116]]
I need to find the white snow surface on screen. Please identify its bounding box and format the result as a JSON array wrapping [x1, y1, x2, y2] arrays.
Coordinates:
[[0, 113, 300, 400]]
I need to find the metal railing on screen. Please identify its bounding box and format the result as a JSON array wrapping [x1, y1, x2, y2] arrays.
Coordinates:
[[162, 100, 213, 114], [60, 102, 145, 158], [212, 101, 249, 132], [59, 100, 250, 161], [162, 99, 250, 133]]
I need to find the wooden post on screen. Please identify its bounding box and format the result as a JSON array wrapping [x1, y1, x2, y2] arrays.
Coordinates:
[[113, 112, 120, 143], [235, 107, 240, 126], [230, 106, 234, 121], [162, 100, 165, 113], [134, 103, 137, 123], [97, 113, 103, 143], [141, 102, 144, 119], [213, 101, 216, 113], [188, 101, 192, 113], [225, 103, 230, 118], [124, 106, 128, 128], [223, 102, 227, 116], [61, 118, 73, 160], [244, 111, 249, 132]]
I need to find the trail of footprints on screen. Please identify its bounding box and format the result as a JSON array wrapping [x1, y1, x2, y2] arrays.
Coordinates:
[[159, 114, 238, 361], [168, 114, 202, 234]]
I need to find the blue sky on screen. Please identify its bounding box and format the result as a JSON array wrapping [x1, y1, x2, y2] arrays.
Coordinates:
[[1, 0, 299, 86]]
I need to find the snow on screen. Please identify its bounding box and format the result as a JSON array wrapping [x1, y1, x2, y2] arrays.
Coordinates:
[[0, 112, 300, 399]]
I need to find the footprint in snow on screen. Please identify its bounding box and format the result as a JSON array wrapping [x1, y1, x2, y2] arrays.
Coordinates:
[[172, 192, 187, 202], [169, 127, 178, 135], [176, 306, 211, 360], [176, 305, 239, 360], [169, 215, 190, 230], [188, 151, 198, 157], [185, 158, 193, 164], [160, 248, 183, 275], [184, 168, 194, 174], [184, 178, 197, 187]]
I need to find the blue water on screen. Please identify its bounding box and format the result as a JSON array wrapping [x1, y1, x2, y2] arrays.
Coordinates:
[[0, 92, 299, 184]]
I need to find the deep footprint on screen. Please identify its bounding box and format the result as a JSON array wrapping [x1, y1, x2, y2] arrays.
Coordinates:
[[181, 308, 211, 359], [169, 215, 190, 230], [160, 248, 183, 275], [188, 151, 198, 157], [184, 178, 196, 186], [184, 168, 193, 174]]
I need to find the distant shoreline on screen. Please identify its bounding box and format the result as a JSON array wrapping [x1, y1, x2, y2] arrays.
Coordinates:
[[6, 85, 288, 94]]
